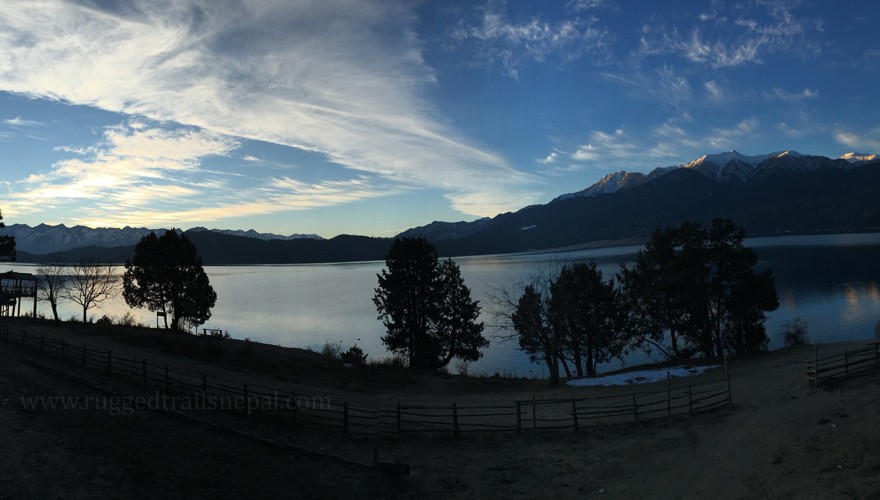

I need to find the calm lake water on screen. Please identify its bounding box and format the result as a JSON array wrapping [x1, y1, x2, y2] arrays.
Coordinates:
[[7, 233, 880, 378]]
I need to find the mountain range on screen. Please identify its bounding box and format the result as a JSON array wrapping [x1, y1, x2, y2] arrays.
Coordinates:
[[1, 224, 322, 255], [6, 150, 880, 264]]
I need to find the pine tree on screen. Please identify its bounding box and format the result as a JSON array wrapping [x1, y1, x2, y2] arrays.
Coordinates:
[[123, 230, 217, 331], [373, 238, 487, 370]]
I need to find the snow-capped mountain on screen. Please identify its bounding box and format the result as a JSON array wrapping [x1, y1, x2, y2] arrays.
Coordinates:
[[558, 150, 872, 201], [0, 224, 155, 255], [187, 227, 323, 241], [0, 224, 323, 255]]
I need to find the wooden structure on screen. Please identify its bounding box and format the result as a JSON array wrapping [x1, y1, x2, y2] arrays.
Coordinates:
[[3, 325, 732, 439], [0, 271, 37, 318], [807, 342, 880, 387]]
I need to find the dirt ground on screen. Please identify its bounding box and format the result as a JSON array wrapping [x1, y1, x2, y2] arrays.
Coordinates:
[[1, 319, 879, 498]]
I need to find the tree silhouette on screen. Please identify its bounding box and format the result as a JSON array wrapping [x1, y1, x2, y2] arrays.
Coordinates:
[[35, 260, 69, 322], [123, 230, 217, 331], [0, 210, 16, 262], [373, 237, 487, 371], [64, 261, 119, 323], [619, 218, 778, 359]]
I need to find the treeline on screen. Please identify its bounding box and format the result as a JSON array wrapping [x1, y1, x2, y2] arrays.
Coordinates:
[[496, 219, 779, 386]]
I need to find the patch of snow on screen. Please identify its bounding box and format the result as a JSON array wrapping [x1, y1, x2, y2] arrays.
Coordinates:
[[520, 225, 537, 231], [566, 365, 720, 387]]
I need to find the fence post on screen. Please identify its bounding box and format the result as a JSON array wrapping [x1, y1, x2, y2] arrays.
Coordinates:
[[571, 398, 579, 433], [107, 350, 112, 374], [452, 403, 460, 438], [532, 393, 537, 432], [396, 402, 401, 435], [39, 334, 44, 354], [725, 355, 732, 408], [516, 401, 522, 435], [142, 359, 147, 386], [688, 385, 693, 415], [632, 394, 639, 424], [666, 372, 672, 421], [344, 402, 349, 435]]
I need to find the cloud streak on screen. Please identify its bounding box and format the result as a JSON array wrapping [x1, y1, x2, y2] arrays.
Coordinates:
[[0, 0, 536, 221]]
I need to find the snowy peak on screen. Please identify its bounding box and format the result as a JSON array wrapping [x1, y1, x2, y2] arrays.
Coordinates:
[[553, 170, 647, 201], [841, 152, 878, 165]]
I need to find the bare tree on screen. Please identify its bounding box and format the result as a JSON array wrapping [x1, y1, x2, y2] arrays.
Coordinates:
[[64, 262, 120, 323], [35, 261, 70, 322]]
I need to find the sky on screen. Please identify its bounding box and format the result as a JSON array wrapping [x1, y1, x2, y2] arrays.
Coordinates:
[[0, 0, 878, 238]]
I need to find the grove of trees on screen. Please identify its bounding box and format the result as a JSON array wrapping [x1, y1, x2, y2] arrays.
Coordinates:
[[501, 218, 779, 385], [374, 237, 488, 371]]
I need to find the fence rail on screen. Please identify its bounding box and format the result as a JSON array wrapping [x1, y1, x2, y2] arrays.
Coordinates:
[[807, 342, 880, 387], [2, 325, 730, 438]]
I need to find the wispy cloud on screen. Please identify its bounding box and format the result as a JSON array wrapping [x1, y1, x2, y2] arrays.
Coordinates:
[[571, 128, 644, 168], [7, 120, 403, 228], [637, 1, 822, 68], [763, 87, 819, 102], [704, 80, 725, 103], [4, 116, 43, 127], [706, 117, 761, 149], [834, 125, 880, 152], [448, 1, 613, 78], [0, 0, 536, 219]]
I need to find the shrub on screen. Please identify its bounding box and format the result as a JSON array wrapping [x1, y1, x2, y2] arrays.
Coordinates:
[[370, 355, 408, 369], [340, 345, 368, 364], [321, 341, 342, 359], [96, 314, 114, 326], [118, 311, 137, 327], [781, 317, 809, 347]]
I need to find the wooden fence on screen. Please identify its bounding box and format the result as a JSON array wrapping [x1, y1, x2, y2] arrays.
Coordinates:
[[807, 342, 880, 388], [3, 326, 730, 438]]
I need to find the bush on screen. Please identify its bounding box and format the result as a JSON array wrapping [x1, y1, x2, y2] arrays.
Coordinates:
[[781, 317, 809, 347], [340, 345, 368, 364], [321, 341, 342, 359], [96, 315, 115, 326], [118, 311, 138, 327], [370, 355, 408, 369]]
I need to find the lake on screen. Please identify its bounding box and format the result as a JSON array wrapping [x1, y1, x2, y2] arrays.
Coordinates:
[[7, 233, 880, 378]]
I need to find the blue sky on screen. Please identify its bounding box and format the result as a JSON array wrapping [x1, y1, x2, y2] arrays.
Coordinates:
[[0, 0, 878, 238]]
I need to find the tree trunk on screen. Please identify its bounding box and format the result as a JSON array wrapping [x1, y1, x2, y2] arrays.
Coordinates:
[[82, 306, 88, 324], [547, 352, 559, 387], [50, 301, 59, 323], [559, 354, 572, 378]]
